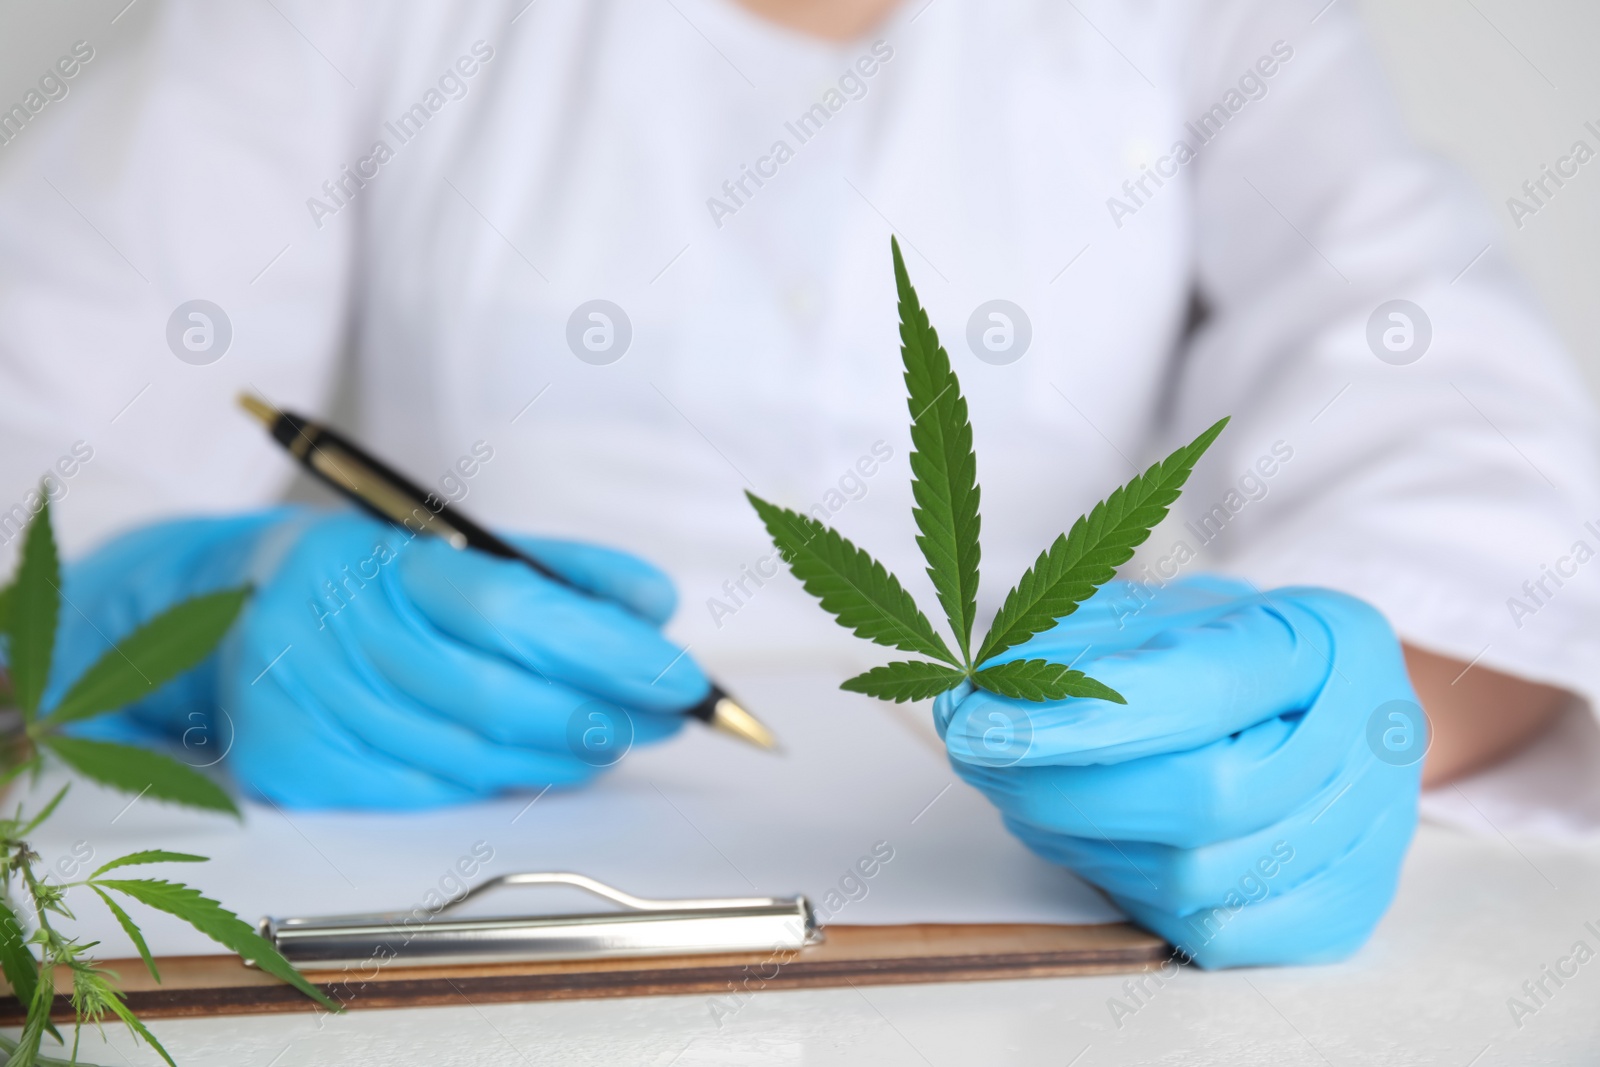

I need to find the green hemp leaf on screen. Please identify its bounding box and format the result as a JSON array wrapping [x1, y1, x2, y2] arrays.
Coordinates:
[[748, 236, 1228, 706], [1, 501, 249, 818], [0, 496, 338, 1066], [895, 239, 983, 663]]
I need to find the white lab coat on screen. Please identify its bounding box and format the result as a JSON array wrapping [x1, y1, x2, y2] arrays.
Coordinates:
[[2, 0, 1597, 832]]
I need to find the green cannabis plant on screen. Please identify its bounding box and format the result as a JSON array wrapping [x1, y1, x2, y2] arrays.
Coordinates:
[[748, 238, 1228, 704], [0, 500, 336, 1066]]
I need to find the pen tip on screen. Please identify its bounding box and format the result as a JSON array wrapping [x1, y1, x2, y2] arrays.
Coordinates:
[[709, 696, 780, 752], [237, 391, 279, 428]]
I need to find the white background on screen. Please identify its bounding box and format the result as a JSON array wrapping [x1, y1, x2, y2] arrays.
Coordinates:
[[2, 3, 1599, 1064], [4, 0, 1598, 401]]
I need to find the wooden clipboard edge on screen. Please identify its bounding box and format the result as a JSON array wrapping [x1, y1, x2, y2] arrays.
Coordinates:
[[0, 922, 1170, 1021]]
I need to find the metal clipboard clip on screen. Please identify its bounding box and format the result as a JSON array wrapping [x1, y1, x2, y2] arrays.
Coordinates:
[[257, 872, 823, 971]]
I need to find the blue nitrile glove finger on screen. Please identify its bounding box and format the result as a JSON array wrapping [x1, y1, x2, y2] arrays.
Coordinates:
[[396, 537, 710, 715], [936, 579, 1422, 968], [944, 596, 1384, 847], [42, 510, 293, 740], [354, 531, 688, 743], [998, 743, 1399, 911], [947, 589, 1411, 839], [503, 534, 679, 627], [930, 576, 1263, 742], [337, 536, 685, 751], [947, 715, 1315, 845], [1110, 797, 1418, 968], [219, 642, 479, 811], [51, 509, 692, 809], [223, 518, 606, 797], [346, 597, 683, 752], [998, 574, 1257, 666], [943, 594, 1330, 767], [220, 513, 692, 807]]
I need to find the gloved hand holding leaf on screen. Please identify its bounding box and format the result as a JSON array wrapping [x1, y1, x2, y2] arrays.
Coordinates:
[[747, 237, 1422, 969]]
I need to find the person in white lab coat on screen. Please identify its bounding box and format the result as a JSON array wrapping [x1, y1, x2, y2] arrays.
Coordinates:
[[1, 0, 1596, 965]]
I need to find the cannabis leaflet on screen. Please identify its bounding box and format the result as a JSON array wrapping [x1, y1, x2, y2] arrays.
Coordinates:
[[748, 237, 1227, 704]]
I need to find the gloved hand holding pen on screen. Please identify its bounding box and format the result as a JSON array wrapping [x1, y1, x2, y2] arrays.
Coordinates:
[[44, 509, 708, 809], [934, 575, 1424, 969]]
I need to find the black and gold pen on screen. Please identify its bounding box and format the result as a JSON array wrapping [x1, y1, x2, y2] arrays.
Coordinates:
[[237, 392, 777, 751]]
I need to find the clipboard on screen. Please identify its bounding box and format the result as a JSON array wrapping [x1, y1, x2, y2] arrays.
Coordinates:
[[8, 670, 1174, 1021], [0, 872, 1167, 1021]]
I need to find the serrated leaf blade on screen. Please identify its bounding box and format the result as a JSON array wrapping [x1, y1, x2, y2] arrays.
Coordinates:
[[840, 660, 968, 703], [8, 499, 58, 716], [0, 895, 38, 1009], [892, 237, 981, 663], [91, 850, 208, 880], [40, 737, 238, 816], [92, 887, 160, 984], [746, 491, 957, 665], [47, 586, 250, 726], [977, 417, 1229, 663], [17, 786, 68, 837], [100, 982, 177, 1067], [973, 658, 1127, 703], [11, 982, 50, 1067], [91, 878, 340, 1012]]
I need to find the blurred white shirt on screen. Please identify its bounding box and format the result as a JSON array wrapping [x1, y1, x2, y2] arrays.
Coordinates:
[[1, 0, 1597, 829]]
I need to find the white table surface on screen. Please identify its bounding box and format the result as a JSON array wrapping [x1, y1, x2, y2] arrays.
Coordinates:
[[41, 821, 1599, 1066]]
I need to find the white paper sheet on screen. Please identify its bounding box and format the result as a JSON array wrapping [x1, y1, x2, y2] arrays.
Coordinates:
[[22, 668, 1119, 958]]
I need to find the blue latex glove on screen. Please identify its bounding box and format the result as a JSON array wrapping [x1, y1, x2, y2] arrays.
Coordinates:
[[933, 575, 1423, 968], [49, 509, 706, 809]]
